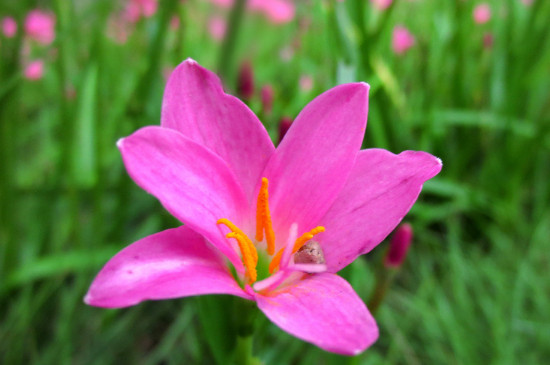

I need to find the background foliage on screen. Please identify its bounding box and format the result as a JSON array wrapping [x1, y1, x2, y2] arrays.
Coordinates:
[[1, 0, 549, 364]]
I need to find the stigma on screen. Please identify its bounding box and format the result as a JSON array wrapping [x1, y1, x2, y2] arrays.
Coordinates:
[[217, 177, 325, 285]]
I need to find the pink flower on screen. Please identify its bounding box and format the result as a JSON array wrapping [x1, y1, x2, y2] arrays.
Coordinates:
[[370, 0, 393, 10], [384, 223, 413, 268], [237, 60, 255, 101], [392, 25, 415, 55], [483, 32, 494, 48], [261, 85, 274, 115], [124, 0, 158, 23], [211, 0, 295, 24], [24, 10, 55, 45], [107, 14, 131, 44], [170, 16, 180, 31], [24, 60, 44, 80], [85, 59, 442, 354], [473, 3, 491, 24], [208, 16, 227, 41], [278, 116, 293, 144], [521, 0, 534, 6], [2, 17, 17, 38], [299, 75, 314, 92]]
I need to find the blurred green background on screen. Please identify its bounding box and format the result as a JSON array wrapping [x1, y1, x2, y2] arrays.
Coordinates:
[[1, 0, 549, 363]]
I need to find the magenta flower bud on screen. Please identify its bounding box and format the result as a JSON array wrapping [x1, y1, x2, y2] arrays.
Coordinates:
[[2, 17, 17, 38], [261, 85, 274, 115], [24, 10, 56, 45], [473, 3, 491, 25], [483, 32, 494, 48], [24, 60, 45, 81], [237, 61, 255, 101], [278, 116, 293, 144], [392, 26, 415, 55], [370, 0, 393, 11], [384, 223, 413, 268]]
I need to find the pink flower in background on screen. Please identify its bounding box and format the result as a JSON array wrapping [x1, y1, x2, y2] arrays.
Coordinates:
[[24, 10, 56, 45], [124, 0, 158, 23], [237, 60, 255, 101], [384, 223, 413, 268], [24, 60, 44, 80], [170, 16, 180, 30], [85, 59, 441, 354], [279, 46, 294, 61], [392, 26, 415, 55], [370, 0, 393, 10], [249, 0, 295, 23], [261, 85, 274, 115], [2, 17, 17, 38], [107, 14, 131, 44], [299, 75, 314, 92], [208, 16, 227, 41], [278, 116, 293, 143], [483, 32, 494, 48], [473, 3, 491, 24], [521, 0, 533, 5], [211, 0, 295, 24]]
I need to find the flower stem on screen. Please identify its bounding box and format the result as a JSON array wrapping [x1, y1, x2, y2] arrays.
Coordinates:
[[368, 266, 397, 315], [232, 298, 260, 365], [233, 335, 260, 365], [218, 0, 247, 86]]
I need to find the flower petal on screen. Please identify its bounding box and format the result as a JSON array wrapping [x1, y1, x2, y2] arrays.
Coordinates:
[[161, 59, 275, 203], [255, 273, 378, 355], [320, 149, 442, 272], [263, 83, 369, 241], [118, 126, 249, 270], [85, 226, 251, 308]]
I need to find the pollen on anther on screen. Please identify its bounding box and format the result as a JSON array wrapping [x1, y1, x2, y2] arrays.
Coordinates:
[[255, 177, 276, 255]]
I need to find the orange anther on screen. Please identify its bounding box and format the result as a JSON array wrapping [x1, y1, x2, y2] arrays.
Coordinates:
[[227, 232, 258, 283], [255, 177, 275, 255], [268, 226, 325, 273], [218, 218, 258, 283], [293, 226, 325, 253], [268, 250, 283, 274]]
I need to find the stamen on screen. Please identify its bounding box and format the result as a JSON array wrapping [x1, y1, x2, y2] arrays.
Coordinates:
[[227, 232, 257, 283], [268, 226, 325, 273], [268, 250, 283, 274], [293, 226, 325, 252], [255, 177, 275, 255], [217, 218, 258, 283]]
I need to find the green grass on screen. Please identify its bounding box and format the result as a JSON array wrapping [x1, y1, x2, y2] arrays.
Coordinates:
[[1, 0, 549, 363]]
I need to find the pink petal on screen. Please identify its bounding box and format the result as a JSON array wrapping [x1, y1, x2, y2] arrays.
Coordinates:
[[161, 59, 275, 203], [255, 273, 378, 355], [249, 0, 296, 24], [118, 126, 249, 271], [263, 83, 369, 244], [85, 226, 251, 308], [319, 149, 442, 272]]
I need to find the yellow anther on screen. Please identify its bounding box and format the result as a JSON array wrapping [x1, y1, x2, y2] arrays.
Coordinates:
[[268, 249, 283, 274], [268, 226, 325, 274], [255, 177, 275, 255], [217, 218, 258, 283], [227, 232, 257, 283], [293, 226, 325, 253]]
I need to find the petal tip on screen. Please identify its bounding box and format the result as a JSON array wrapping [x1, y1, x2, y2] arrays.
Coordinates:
[[341, 81, 370, 96], [357, 81, 370, 92], [83, 292, 93, 305], [184, 57, 198, 65], [116, 138, 125, 149]]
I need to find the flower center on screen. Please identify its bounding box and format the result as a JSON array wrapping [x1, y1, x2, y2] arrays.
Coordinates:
[[217, 177, 325, 284]]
